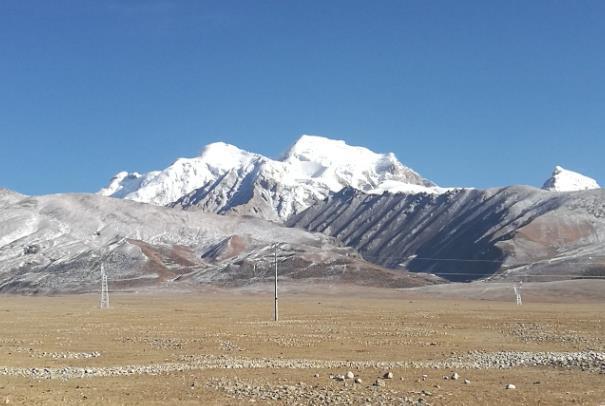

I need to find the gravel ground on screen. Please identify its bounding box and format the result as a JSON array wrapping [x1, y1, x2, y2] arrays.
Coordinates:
[[1, 351, 603, 380], [206, 377, 425, 405]]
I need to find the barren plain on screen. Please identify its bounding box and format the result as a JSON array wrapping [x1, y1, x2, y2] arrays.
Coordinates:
[[1, 283, 604, 405]]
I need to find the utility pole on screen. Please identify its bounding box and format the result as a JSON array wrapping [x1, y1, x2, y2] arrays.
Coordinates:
[[513, 283, 522, 305], [274, 243, 279, 322], [100, 263, 110, 309]]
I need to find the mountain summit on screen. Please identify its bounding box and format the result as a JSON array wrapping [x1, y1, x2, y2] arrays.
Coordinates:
[[542, 165, 600, 192], [99, 135, 441, 221]]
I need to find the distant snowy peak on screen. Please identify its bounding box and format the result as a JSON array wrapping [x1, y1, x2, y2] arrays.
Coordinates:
[[286, 135, 396, 170], [283, 135, 435, 190], [98, 171, 146, 198], [198, 142, 263, 171], [542, 165, 600, 192], [99, 143, 263, 206], [99, 134, 441, 220]]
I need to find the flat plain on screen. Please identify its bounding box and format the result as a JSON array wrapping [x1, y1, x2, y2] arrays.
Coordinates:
[[0, 285, 604, 405]]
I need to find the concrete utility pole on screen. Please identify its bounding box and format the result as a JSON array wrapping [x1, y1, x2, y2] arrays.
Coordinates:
[[100, 264, 110, 309], [513, 283, 522, 305], [274, 243, 279, 322]]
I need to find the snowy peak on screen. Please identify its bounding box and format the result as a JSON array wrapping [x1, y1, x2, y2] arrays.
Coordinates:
[[99, 134, 442, 220], [542, 165, 600, 192], [285, 135, 383, 166], [198, 142, 262, 171], [99, 143, 262, 206], [98, 171, 146, 198], [282, 134, 435, 189]]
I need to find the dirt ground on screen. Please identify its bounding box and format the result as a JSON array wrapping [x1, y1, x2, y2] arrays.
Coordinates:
[[0, 287, 604, 405]]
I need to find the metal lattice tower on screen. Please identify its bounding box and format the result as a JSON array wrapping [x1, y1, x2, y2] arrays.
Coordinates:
[[513, 284, 522, 305], [100, 264, 110, 309]]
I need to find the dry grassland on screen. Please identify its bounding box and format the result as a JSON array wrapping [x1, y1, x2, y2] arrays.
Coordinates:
[[0, 289, 604, 405]]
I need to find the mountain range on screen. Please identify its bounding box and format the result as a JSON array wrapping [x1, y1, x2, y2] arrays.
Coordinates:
[[0, 135, 602, 292], [99, 135, 445, 222], [99, 135, 600, 221]]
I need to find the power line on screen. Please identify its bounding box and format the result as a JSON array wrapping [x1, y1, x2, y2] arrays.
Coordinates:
[[411, 272, 605, 278], [409, 257, 504, 263], [362, 253, 603, 264]]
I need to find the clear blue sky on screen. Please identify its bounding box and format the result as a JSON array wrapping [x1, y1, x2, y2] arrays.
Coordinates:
[[1, 0, 603, 195]]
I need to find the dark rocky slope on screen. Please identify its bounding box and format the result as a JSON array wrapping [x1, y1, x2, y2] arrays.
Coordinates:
[[288, 186, 605, 282]]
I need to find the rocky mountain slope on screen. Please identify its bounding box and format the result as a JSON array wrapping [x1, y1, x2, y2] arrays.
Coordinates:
[[288, 186, 605, 282], [99, 135, 443, 221], [0, 189, 436, 293]]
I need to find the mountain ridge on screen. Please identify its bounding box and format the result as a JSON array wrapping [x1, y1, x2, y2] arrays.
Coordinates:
[[288, 185, 605, 282], [0, 189, 436, 293], [99, 135, 443, 221]]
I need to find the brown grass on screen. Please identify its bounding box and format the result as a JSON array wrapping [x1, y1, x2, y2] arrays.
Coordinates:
[[0, 290, 604, 405]]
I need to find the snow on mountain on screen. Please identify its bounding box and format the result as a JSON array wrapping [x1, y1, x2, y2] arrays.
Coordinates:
[[99, 135, 442, 221], [367, 180, 452, 195], [98, 171, 148, 198], [542, 165, 600, 192], [0, 191, 436, 293], [281, 135, 435, 190], [99, 142, 262, 206]]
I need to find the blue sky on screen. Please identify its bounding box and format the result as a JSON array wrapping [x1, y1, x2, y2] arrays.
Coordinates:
[[1, 0, 603, 194]]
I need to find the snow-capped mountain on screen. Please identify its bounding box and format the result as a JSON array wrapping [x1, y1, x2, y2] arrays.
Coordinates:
[[542, 165, 600, 192], [99, 135, 442, 221], [98, 142, 262, 205]]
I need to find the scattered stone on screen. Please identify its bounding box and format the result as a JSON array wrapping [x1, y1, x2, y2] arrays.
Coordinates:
[[345, 371, 355, 379], [207, 378, 418, 405], [506, 384, 516, 390], [383, 371, 394, 379], [354, 377, 362, 384], [464, 379, 471, 384], [313, 373, 320, 378], [451, 372, 460, 380], [334, 374, 345, 382], [1, 351, 604, 381], [374, 379, 386, 387]]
